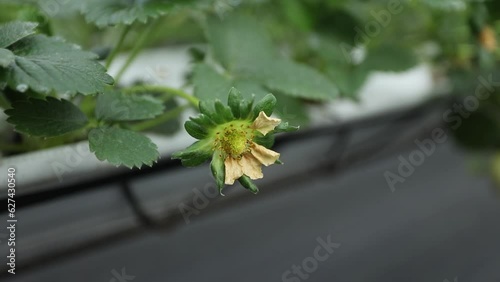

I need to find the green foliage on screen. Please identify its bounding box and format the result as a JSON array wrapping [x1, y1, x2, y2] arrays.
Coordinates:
[[0, 21, 38, 48], [96, 90, 164, 121], [2, 0, 496, 175], [326, 65, 369, 98], [203, 14, 339, 101], [251, 59, 339, 101], [206, 14, 276, 72], [192, 63, 232, 101], [89, 126, 159, 168], [69, 0, 190, 27], [363, 45, 418, 72], [5, 97, 88, 137], [0, 48, 14, 68], [145, 98, 181, 135], [0, 28, 113, 95]]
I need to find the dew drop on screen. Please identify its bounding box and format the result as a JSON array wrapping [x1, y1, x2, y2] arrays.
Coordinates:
[[16, 84, 28, 93], [39, 86, 49, 94]]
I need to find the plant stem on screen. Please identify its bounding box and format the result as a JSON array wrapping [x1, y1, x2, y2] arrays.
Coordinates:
[[124, 85, 200, 107], [130, 105, 188, 132], [114, 21, 158, 84], [105, 25, 132, 69]]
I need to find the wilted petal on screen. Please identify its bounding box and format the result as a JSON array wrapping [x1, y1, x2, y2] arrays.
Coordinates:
[[224, 157, 243, 185], [239, 153, 263, 180], [251, 143, 280, 166], [252, 111, 281, 136]]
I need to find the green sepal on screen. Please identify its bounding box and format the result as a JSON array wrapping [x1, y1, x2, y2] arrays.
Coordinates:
[[199, 100, 217, 120], [189, 113, 216, 130], [252, 93, 277, 119], [210, 150, 225, 192], [214, 99, 234, 122], [239, 95, 254, 119], [227, 87, 242, 118], [199, 100, 225, 124], [184, 120, 208, 139], [274, 122, 300, 133], [275, 159, 284, 165], [238, 175, 259, 194], [253, 131, 275, 148], [171, 140, 212, 167]]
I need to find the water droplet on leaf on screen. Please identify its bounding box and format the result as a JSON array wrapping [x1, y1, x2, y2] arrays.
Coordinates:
[[16, 84, 28, 92]]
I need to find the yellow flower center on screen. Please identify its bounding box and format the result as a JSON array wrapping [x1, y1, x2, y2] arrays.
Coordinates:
[[213, 121, 254, 158]]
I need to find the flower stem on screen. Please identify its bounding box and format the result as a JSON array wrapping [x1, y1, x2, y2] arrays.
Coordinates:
[[123, 85, 200, 107], [114, 21, 158, 84], [130, 105, 188, 132], [105, 25, 132, 69]]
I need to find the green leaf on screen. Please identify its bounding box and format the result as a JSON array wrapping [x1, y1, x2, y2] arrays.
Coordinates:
[[0, 48, 14, 68], [96, 90, 164, 121], [146, 98, 181, 135], [0, 34, 113, 95], [274, 93, 309, 126], [192, 63, 232, 101], [233, 80, 267, 100], [206, 14, 276, 72], [363, 46, 418, 72], [252, 59, 339, 101], [89, 127, 159, 168], [326, 65, 370, 98], [5, 97, 88, 137], [310, 8, 360, 46], [421, 0, 468, 11], [205, 14, 338, 101], [0, 21, 38, 48], [74, 0, 188, 27]]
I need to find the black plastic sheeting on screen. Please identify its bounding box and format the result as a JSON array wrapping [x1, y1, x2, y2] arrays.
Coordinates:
[[1, 100, 500, 282]]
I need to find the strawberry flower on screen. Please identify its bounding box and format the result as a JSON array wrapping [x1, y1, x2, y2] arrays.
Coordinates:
[[172, 88, 298, 194]]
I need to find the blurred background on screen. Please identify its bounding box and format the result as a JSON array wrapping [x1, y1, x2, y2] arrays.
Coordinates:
[[1, 0, 500, 281]]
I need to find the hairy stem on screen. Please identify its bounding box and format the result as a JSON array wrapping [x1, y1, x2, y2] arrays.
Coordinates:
[[105, 25, 132, 69], [123, 85, 200, 107], [114, 21, 158, 84], [130, 105, 188, 132]]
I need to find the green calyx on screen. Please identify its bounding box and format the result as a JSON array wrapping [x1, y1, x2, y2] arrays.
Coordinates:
[[172, 87, 298, 193]]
